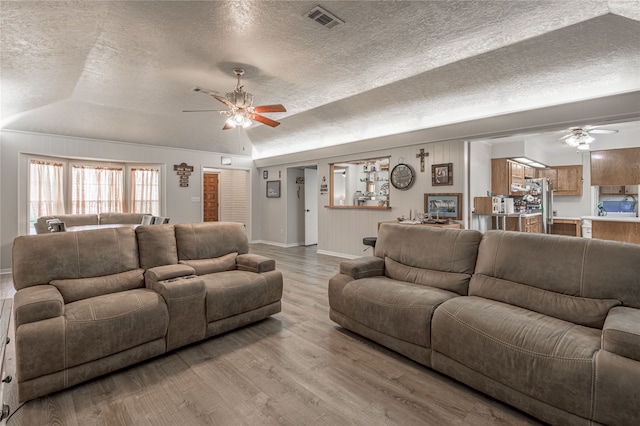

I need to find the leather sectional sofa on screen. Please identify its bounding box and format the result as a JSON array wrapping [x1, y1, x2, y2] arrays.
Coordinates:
[[11, 222, 283, 402], [34, 212, 149, 233], [329, 223, 640, 426]]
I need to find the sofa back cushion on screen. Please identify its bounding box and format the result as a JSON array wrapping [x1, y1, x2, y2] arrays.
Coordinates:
[[12, 227, 139, 290], [50, 269, 145, 303], [175, 222, 249, 260], [34, 214, 99, 234], [99, 212, 147, 224], [135, 224, 178, 269], [470, 274, 620, 328], [473, 230, 640, 310], [376, 224, 483, 294]]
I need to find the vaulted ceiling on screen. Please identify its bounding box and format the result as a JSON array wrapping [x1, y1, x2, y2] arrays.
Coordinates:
[[2, 1, 639, 159]]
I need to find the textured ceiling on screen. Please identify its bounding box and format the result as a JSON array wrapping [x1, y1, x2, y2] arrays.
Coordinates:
[[1, 1, 639, 158]]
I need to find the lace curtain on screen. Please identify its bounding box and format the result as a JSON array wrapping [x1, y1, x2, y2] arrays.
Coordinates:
[[72, 165, 124, 214], [130, 168, 160, 216], [29, 160, 65, 219]]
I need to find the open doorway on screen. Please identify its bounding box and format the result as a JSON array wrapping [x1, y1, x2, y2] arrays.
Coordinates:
[[286, 165, 318, 247]]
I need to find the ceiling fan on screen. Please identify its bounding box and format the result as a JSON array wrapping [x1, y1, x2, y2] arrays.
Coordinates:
[[183, 68, 286, 130], [559, 125, 618, 150]]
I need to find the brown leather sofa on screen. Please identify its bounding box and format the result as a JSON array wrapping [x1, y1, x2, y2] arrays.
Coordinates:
[[34, 212, 149, 233], [11, 222, 283, 402], [329, 223, 640, 426]]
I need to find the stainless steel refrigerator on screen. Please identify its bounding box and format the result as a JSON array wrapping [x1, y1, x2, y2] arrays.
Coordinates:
[[523, 178, 554, 233]]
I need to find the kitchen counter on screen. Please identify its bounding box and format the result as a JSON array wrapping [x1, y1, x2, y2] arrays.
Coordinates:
[[581, 215, 640, 222]]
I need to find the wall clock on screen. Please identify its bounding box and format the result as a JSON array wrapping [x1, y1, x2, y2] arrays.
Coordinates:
[[390, 163, 415, 190]]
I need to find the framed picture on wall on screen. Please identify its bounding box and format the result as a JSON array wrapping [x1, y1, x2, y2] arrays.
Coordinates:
[[432, 163, 453, 186], [266, 180, 281, 198], [424, 193, 462, 220]]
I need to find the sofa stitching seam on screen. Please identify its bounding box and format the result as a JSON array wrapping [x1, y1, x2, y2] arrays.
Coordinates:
[[590, 350, 598, 421], [440, 309, 594, 361]]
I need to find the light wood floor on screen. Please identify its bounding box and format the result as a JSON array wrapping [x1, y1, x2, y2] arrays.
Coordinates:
[[0, 244, 544, 425]]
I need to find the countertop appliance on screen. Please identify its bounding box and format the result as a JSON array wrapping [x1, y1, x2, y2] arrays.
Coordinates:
[[522, 178, 554, 233]]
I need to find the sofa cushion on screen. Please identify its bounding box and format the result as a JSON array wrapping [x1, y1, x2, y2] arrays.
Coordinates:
[[175, 222, 249, 260], [336, 276, 460, 348], [12, 227, 139, 290], [385, 257, 471, 296], [432, 296, 600, 419], [602, 306, 640, 362], [51, 268, 145, 304], [475, 231, 640, 309], [470, 274, 620, 329], [64, 288, 168, 368], [136, 225, 178, 269], [179, 252, 237, 275], [376, 224, 483, 276], [99, 212, 146, 225], [202, 270, 282, 322]]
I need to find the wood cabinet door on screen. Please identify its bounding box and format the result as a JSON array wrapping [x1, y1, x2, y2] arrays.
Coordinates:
[[555, 165, 583, 196], [625, 185, 639, 195], [203, 173, 219, 222], [536, 168, 557, 190], [590, 147, 640, 186], [600, 185, 624, 195]]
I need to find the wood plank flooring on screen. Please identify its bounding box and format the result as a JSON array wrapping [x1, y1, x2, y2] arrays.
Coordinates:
[[0, 244, 544, 425]]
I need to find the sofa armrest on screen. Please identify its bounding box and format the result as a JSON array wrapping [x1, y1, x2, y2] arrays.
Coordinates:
[[144, 264, 196, 288], [602, 306, 640, 362], [236, 253, 276, 273], [147, 275, 207, 352], [14, 285, 64, 327], [339, 256, 385, 280]]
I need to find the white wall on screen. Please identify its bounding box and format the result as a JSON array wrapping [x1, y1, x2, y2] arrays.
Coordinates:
[[256, 138, 466, 258], [0, 130, 254, 271], [286, 168, 305, 246]]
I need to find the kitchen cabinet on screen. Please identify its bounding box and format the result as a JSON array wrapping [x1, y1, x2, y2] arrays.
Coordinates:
[[590, 147, 640, 186], [491, 159, 525, 196], [554, 165, 583, 196], [550, 219, 581, 237], [592, 220, 640, 244], [491, 214, 542, 233], [535, 166, 582, 196], [600, 185, 638, 195]]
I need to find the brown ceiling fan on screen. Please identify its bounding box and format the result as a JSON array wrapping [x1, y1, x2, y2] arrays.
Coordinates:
[[183, 68, 286, 130]]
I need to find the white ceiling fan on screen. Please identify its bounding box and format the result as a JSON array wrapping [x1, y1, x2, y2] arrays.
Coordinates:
[[559, 125, 618, 150], [183, 68, 286, 130]]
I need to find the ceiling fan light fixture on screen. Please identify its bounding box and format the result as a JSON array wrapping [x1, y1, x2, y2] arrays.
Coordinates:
[[242, 118, 252, 128], [225, 117, 237, 128], [576, 142, 591, 151]]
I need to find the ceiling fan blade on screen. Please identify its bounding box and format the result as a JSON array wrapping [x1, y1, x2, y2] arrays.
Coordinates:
[[183, 109, 225, 112], [212, 94, 235, 109], [192, 86, 219, 95], [589, 129, 618, 134], [253, 104, 287, 113], [250, 113, 281, 127]]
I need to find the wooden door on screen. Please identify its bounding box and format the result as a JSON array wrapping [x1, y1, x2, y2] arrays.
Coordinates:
[[203, 173, 219, 222]]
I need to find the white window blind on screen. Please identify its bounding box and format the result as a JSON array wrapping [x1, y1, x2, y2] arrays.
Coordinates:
[[219, 169, 249, 225]]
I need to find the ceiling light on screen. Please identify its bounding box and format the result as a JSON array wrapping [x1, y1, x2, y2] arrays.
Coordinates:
[[225, 117, 237, 128]]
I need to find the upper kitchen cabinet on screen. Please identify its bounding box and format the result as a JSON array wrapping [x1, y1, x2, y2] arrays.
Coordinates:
[[554, 165, 583, 196], [600, 185, 639, 195], [591, 147, 640, 186], [535, 166, 582, 196], [491, 158, 525, 195]]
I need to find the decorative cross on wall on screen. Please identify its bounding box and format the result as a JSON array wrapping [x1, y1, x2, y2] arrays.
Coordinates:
[[174, 162, 194, 187], [416, 148, 429, 172]]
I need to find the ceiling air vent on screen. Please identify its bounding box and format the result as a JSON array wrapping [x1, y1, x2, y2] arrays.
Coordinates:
[[306, 5, 344, 29]]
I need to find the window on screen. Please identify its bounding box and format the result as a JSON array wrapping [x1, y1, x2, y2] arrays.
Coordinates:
[[29, 160, 65, 223], [131, 168, 160, 216], [71, 165, 124, 214]]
